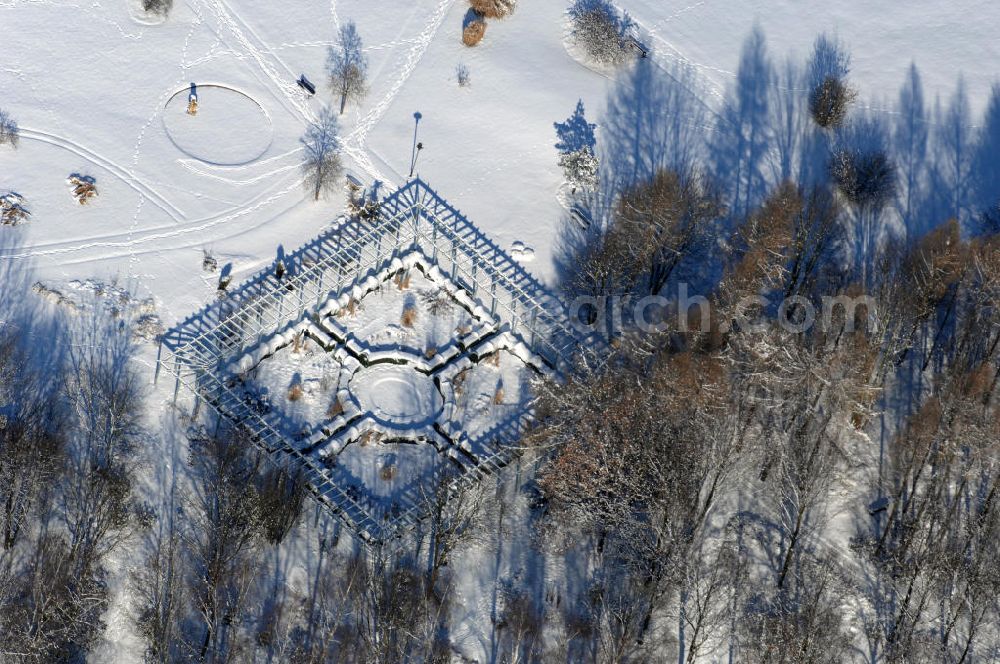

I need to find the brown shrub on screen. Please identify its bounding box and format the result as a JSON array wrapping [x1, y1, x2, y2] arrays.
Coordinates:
[[493, 383, 505, 405], [327, 398, 344, 418], [401, 305, 417, 328], [339, 298, 357, 318], [463, 16, 486, 46], [470, 0, 515, 19], [288, 383, 304, 402]]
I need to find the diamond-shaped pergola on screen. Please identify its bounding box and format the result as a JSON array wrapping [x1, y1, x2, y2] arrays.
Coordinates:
[[157, 179, 586, 546]]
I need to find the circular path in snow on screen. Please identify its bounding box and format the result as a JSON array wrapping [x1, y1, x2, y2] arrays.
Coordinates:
[[162, 84, 273, 166], [350, 364, 443, 426]]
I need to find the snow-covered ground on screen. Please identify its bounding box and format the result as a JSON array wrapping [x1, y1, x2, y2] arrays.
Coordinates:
[[5, 0, 994, 327], [2, 0, 997, 661]]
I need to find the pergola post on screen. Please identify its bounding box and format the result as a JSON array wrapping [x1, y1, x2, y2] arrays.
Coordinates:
[[153, 341, 163, 385], [172, 356, 182, 404]]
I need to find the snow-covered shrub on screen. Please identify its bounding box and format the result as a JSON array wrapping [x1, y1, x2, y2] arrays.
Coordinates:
[[0, 109, 17, 148], [420, 288, 454, 316], [470, 0, 516, 19], [142, 0, 172, 16], [559, 148, 600, 193], [569, 0, 634, 66], [463, 14, 487, 47], [807, 34, 856, 129]]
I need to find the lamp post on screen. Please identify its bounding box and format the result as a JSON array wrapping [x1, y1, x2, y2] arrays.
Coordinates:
[[409, 142, 424, 179], [409, 112, 423, 179]]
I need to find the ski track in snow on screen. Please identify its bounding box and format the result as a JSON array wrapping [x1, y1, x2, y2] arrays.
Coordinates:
[[0, 177, 305, 262], [329, 0, 340, 33], [197, 0, 312, 123], [20, 127, 186, 221]]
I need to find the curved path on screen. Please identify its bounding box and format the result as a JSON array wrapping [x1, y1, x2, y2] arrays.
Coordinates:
[[20, 126, 186, 221]]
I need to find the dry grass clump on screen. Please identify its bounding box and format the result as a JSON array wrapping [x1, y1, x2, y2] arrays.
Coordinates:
[[463, 15, 486, 46], [401, 305, 418, 328], [68, 174, 98, 205], [288, 382, 304, 402], [393, 270, 412, 290], [470, 0, 515, 19], [453, 368, 470, 397], [327, 398, 344, 418], [338, 298, 358, 318], [493, 381, 505, 405], [380, 464, 397, 481], [424, 345, 438, 359]]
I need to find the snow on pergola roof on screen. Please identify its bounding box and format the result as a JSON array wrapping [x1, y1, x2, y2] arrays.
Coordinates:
[[158, 178, 587, 546]]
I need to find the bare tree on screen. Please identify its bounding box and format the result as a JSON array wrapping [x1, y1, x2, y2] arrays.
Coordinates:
[[132, 466, 188, 663], [327, 21, 368, 114], [0, 108, 18, 148], [349, 550, 452, 663], [612, 168, 721, 296], [495, 581, 545, 663], [0, 320, 66, 550], [421, 472, 487, 593], [186, 426, 264, 663], [736, 556, 852, 663], [254, 459, 305, 546], [806, 34, 856, 129], [60, 310, 144, 579], [301, 108, 344, 202]]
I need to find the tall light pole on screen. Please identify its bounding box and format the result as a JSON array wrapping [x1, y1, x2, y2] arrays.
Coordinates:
[[409, 142, 424, 179], [409, 112, 422, 179]]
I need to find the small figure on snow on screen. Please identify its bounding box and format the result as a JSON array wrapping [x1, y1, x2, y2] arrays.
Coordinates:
[[187, 82, 198, 116]]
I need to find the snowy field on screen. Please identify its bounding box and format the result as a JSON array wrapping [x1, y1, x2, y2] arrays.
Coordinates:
[[2, 0, 997, 326], [2, 0, 998, 661]]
